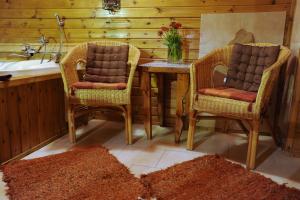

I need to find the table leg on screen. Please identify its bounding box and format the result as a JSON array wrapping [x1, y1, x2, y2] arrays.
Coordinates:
[[141, 71, 152, 139], [175, 73, 190, 143], [184, 79, 191, 130], [157, 74, 165, 126]]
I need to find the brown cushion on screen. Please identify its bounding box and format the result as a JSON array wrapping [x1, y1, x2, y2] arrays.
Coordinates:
[[225, 44, 280, 92], [71, 81, 127, 90], [84, 44, 129, 83], [198, 87, 257, 102]]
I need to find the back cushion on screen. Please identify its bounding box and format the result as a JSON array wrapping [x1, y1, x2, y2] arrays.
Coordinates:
[[225, 44, 280, 92], [84, 43, 129, 83]]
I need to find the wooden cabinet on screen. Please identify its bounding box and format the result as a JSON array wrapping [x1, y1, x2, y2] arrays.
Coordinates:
[[0, 78, 67, 164]]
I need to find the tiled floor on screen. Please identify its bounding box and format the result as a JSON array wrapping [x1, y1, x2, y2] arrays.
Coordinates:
[[1, 120, 300, 199]]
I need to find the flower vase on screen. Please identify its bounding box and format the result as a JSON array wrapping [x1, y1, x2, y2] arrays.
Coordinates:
[[167, 43, 182, 64]]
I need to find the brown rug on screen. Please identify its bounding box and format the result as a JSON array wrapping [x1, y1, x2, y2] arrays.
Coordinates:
[[2, 149, 300, 200], [1, 146, 148, 200], [141, 155, 300, 200]]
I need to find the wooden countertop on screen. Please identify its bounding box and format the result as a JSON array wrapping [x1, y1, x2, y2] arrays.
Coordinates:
[[0, 68, 62, 88]]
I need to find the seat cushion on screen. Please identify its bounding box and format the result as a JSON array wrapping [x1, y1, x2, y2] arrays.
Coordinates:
[[71, 81, 127, 90], [84, 44, 129, 83], [225, 44, 280, 92], [198, 87, 257, 103]]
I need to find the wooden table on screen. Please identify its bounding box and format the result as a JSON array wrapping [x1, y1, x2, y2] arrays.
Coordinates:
[[139, 61, 191, 143]]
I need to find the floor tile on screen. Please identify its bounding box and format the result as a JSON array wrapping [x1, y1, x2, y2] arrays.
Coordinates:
[[115, 146, 165, 168], [1, 120, 300, 200], [129, 165, 161, 178], [0, 173, 8, 200], [156, 150, 205, 169], [226, 133, 276, 164], [257, 149, 300, 183], [24, 135, 72, 160], [193, 133, 231, 155]]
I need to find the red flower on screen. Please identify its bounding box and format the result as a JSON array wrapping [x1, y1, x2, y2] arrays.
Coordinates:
[[170, 22, 182, 29], [175, 22, 182, 29], [161, 26, 169, 32], [170, 22, 176, 28]]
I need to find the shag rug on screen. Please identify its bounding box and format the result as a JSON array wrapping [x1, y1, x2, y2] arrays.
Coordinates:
[[1, 147, 148, 200], [141, 155, 300, 200], [2, 147, 300, 200]]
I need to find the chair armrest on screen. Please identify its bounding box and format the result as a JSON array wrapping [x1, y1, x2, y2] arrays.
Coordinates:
[[126, 46, 141, 98], [253, 47, 291, 117], [60, 44, 87, 96], [190, 45, 233, 104]]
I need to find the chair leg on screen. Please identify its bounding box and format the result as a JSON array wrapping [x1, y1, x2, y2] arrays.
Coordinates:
[[126, 104, 133, 145], [124, 108, 129, 140], [246, 120, 259, 170], [124, 105, 133, 145], [187, 110, 197, 150], [223, 120, 230, 134], [82, 115, 89, 126], [67, 104, 76, 143]]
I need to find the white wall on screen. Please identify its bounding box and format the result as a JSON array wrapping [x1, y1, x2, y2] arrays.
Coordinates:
[[291, 0, 300, 55], [199, 12, 286, 58]]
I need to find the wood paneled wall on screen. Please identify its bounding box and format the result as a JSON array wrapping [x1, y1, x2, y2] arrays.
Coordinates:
[[0, 1, 294, 56], [0, 0, 295, 125]]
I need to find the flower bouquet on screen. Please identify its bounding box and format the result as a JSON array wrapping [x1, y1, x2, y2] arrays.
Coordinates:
[[158, 22, 183, 63]]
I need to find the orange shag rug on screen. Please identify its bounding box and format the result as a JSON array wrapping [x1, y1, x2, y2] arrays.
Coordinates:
[[1, 147, 148, 200], [141, 155, 300, 200], [2, 148, 300, 200]]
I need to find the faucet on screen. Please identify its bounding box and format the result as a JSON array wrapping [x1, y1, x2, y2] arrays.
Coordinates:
[[8, 44, 37, 59], [8, 37, 47, 61], [39, 35, 49, 64], [9, 14, 66, 63], [53, 13, 67, 63], [23, 44, 38, 57]]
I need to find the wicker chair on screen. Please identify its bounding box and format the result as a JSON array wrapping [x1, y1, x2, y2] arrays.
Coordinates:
[[60, 40, 140, 144], [187, 43, 291, 169]]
